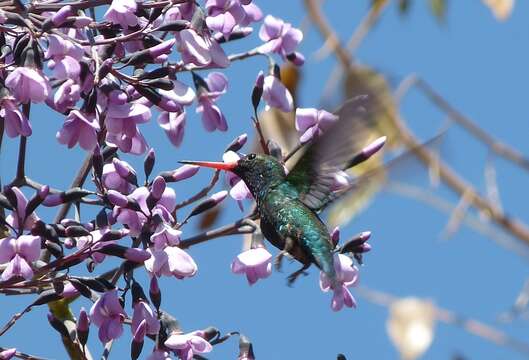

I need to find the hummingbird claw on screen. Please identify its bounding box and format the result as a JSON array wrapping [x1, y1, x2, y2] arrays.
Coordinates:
[[286, 263, 310, 287]]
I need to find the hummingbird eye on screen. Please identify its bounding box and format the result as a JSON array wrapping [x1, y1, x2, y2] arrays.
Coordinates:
[[247, 153, 256, 160]]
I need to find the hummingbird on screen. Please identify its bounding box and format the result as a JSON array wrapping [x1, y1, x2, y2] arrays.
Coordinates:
[[180, 97, 386, 287]]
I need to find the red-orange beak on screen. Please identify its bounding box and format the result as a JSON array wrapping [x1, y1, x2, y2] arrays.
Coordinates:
[[178, 160, 238, 171]]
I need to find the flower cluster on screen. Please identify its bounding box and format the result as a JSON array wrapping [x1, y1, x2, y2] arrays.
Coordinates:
[[0, 0, 382, 358]]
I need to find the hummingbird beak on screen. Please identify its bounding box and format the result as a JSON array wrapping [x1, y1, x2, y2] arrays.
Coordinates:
[[178, 160, 238, 171]]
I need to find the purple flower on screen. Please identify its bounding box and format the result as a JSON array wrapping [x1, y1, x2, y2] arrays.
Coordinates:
[[102, 162, 135, 194], [76, 228, 115, 264], [0, 98, 31, 138], [223, 151, 252, 209], [89, 290, 127, 343], [262, 75, 293, 113], [163, 2, 195, 22], [144, 246, 197, 279], [176, 29, 229, 68], [205, 0, 263, 37], [56, 110, 100, 151], [159, 80, 196, 107], [5, 187, 39, 231], [258, 15, 303, 60], [295, 107, 338, 143], [51, 79, 82, 112], [196, 72, 229, 131], [132, 300, 160, 336], [319, 254, 359, 311], [113, 185, 176, 236], [45, 35, 84, 79], [5, 67, 50, 104], [164, 331, 213, 360], [231, 247, 272, 285], [0, 235, 41, 281], [104, 0, 138, 28], [157, 110, 186, 147], [150, 223, 181, 250], [105, 102, 151, 154]]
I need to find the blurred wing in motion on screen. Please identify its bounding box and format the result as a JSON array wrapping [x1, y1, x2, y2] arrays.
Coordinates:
[[286, 95, 382, 211]]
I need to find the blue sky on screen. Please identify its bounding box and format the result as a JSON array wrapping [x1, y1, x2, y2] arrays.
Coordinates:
[[2, 1, 529, 359]]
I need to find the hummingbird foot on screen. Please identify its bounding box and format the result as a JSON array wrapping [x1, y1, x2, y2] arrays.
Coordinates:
[[286, 263, 310, 287], [275, 237, 296, 272]]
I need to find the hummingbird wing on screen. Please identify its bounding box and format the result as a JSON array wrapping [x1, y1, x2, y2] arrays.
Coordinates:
[[286, 96, 376, 211]]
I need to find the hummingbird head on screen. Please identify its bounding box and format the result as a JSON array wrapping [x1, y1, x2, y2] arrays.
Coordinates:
[[180, 153, 286, 197]]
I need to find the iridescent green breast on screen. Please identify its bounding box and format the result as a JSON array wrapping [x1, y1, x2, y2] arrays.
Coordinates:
[[258, 182, 336, 279]]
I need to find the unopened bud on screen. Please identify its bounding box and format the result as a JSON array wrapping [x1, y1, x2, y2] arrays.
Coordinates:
[[165, 165, 199, 182], [225, 133, 248, 153], [149, 276, 161, 310], [0, 348, 16, 360], [77, 307, 90, 346], [144, 148, 156, 179], [131, 320, 146, 359], [51, 5, 73, 26], [251, 71, 264, 111]]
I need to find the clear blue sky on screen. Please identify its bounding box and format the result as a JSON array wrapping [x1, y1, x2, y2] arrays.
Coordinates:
[[2, 1, 529, 359]]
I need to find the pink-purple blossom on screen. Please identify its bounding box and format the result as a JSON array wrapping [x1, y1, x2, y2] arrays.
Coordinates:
[[56, 110, 100, 151], [89, 289, 127, 343], [231, 247, 272, 285], [104, 0, 138, 28], [5, 187, 39, 231], [295, 107, 338, 143], [132, 300, 160, 336], [50, 79, 82, 113], [205, 0, 263, 37], [0, 98, 31, 138], [0, 235, 41, 281], [5, 67, 50, 104], [262, 75, 293, 112], [176, 29, 229, 68], [102, 161, 135, 194], [258, 15, 303, 61], [196, 72, 229, 131], [157, 110, 186, 147], [105, 102, 151, 154], [319, 254, 359, 311], [164, 330, 213, 360], [144, 246, 198, 279]]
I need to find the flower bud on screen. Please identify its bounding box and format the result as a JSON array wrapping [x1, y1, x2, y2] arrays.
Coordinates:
[[51, 5, 73, 26], [251, 71, 264, 111], [112, 158, 138, 186], [345, 136, 386, 169], [97, 244, 150, 262], [131, 320, 146, 360], [149, 277, 161, 311], [163, 165, 199, 182], [144, 148, 156, 179], [225, 133, 248, 153], [77, 307, 90, 346]]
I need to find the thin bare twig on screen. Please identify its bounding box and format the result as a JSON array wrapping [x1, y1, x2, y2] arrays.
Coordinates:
[[307, 1, 529, 247], [399, 75, 529, 173]]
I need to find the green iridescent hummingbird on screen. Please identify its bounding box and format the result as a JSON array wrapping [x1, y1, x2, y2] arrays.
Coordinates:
[[181, 98, 386, 287]]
